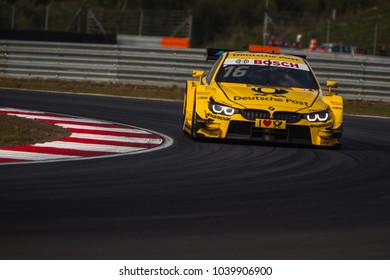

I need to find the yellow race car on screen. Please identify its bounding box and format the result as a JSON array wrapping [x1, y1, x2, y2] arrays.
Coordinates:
[[183, 48, 343, 146]]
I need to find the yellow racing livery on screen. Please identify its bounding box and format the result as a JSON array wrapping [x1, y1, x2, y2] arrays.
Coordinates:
[[183, 48, 343, 146]]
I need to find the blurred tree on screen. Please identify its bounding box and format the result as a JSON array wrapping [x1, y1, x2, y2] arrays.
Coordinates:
[[0, 0, 387, 52]]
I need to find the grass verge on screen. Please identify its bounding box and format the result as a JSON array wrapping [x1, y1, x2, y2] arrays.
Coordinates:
[[0, 114, 70, 147]]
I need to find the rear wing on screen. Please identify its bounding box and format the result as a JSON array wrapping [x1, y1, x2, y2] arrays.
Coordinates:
[[206, 48, 233, 61]]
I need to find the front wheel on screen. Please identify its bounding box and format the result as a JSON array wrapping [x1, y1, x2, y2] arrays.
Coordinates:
[[190, 98, 202, 139]]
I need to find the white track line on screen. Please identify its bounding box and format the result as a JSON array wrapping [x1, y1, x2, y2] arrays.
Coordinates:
[[56, 124, 151, 134], [68, 133, 163, 144], [34, 141, 145, 153], [0, 150, 78, 161]]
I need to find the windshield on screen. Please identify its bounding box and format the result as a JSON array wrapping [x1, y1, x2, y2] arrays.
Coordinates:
[[215, 62, 319, 90]]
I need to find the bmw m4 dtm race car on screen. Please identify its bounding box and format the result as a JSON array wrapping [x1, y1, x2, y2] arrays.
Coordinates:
[[182, 48, 343, 147]]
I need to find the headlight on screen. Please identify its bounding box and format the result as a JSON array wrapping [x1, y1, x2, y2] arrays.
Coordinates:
[[209, 103, 239, 116], [305, 110, 331, 122]]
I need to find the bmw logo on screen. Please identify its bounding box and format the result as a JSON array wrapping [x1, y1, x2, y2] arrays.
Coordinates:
[[269, 106, 275, 111]]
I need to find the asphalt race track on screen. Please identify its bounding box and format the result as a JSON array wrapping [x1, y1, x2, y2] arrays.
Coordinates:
[[0, 88, 389, 260]]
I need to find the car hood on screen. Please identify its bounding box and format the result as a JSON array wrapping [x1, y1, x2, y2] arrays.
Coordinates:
[[218, 83, 326, 112]]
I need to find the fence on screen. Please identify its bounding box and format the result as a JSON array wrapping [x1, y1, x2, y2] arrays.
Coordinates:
[[0, 40, 389, 102], [0, 3, 193, 39]]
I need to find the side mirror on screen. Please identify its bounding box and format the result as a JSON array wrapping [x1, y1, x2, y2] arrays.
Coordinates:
[[192, 70, 205, 77], [192, 70, 205, 83], [326, 80, 338, 95]]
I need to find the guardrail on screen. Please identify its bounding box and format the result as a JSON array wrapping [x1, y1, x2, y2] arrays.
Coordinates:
[[1, 40, 389, 102]]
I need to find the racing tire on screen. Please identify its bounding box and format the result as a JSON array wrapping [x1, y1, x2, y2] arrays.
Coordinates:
[[190, 94, 201, 139], [182, 90, 188, 134]]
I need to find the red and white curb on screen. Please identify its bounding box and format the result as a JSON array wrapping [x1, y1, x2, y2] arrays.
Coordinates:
[[0, 107, 172, 164]]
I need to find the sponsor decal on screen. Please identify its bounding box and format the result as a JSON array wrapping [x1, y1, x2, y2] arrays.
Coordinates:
[[234, 96, 309, 106], [230, 53, 302, 62], [263, 120, 272, 126], [206, 112, 231, 121], [310, 121, 333, 128], [254, 59, 300, 69], [255, 118, 286, 129], [273, 120, 284, 127], [252, 87, 288, 95], [223, 58, 309, 71], [235, 59, 250, 64]]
